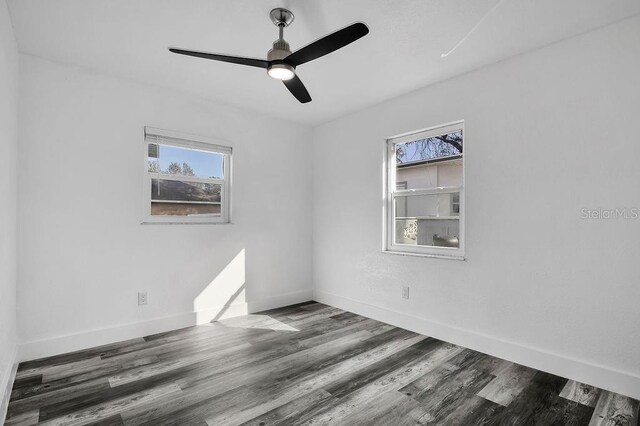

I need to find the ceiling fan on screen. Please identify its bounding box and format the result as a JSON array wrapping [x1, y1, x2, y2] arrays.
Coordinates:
[[169, 8, 369, 104]]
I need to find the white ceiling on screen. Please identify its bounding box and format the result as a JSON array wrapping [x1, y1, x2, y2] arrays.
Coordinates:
[[7, 0, 640, 125]]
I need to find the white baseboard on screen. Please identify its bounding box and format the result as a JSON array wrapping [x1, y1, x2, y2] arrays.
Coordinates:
[[0, 346, 18, 424], [18, 289, 314, 363], [313, 289, 640, 400], [247, 289, 313, 313], [19, 302, 249, 362]]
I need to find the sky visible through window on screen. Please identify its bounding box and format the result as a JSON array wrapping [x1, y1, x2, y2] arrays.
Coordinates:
[[149, 144, 223, 179], [396, 130, 462, 164]]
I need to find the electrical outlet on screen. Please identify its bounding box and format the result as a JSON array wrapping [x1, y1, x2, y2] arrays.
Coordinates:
[[138, 292, 148, 306], [402, 286, 410, 300]]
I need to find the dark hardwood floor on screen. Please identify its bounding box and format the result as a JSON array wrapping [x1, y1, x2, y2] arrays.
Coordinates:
[[4, 302, 639, 425]]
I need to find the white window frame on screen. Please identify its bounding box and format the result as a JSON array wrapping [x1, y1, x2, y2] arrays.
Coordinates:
[[142, 127, 232, 224], [384, 121, 465, 259]]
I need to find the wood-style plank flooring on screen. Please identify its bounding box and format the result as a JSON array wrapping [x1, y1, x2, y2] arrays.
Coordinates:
[[4, 302, 639, 425]]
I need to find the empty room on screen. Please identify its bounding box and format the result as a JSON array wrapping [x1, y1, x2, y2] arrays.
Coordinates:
[[1, 0, 639, 425]]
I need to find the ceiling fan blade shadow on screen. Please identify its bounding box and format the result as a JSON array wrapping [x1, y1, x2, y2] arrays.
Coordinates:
[[285, 22, 369, 67], [169, 48, 270, 68], [283, 75, 312, 103]]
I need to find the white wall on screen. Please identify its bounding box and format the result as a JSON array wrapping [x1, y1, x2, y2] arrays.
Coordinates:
[[312, 16, 640, 399], [17, 54, 313, 360], [9, 7, 640, 402], [0, 0, 18, 418]]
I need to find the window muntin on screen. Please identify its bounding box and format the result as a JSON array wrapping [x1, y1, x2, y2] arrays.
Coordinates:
[[143, 127, 231, 224], [386, 122, 464, 257]]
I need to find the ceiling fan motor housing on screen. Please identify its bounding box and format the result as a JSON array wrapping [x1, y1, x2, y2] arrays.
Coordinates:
[[267, 39, 295, 79], [267, 39, 291, 61]]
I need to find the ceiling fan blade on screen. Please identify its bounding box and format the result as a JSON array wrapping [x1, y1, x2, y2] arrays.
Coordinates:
[[283, 75, 312, 103], [285, 22, 369, 67], [169, 48, 269, 69]]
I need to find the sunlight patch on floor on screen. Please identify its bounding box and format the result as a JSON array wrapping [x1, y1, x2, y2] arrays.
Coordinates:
[[217, 314, 298, 331]]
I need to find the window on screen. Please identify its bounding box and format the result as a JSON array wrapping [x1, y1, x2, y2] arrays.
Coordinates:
[[143, 127, 231, 224], [385, 121, 464, 258]]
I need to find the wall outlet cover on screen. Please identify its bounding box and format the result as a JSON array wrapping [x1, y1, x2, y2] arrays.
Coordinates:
[[402, 286, 410, 299]]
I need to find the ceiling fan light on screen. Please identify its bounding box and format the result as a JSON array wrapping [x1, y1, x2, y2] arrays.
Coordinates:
[[267, 64, 295, 80]]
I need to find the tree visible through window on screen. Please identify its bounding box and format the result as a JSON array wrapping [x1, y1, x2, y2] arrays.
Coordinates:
[[395, 130, 462, 164], [144, 128, 231, 224], [386, 122, 464, 258]]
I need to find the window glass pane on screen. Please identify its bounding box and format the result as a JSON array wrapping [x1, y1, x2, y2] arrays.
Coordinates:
[[147, 143, 224, 179], [396, 130, 462, 163], [151, 203, 220, 216], [394, 194, 459, 248], [151, 179, 221, 203], [451, 192, 460, 214], [395, 130, 462, 190]]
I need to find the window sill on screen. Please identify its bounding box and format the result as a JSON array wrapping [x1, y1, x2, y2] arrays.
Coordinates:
[[382, 250, 466, 261], [141, 220, 233, 225]]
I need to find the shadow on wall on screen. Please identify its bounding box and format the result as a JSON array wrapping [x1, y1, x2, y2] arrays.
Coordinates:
[[193, 248, 248, 323]]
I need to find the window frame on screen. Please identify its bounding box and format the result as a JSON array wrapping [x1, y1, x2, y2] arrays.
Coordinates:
[[142, 127, 232, 225], [384, 121, 465, 259]]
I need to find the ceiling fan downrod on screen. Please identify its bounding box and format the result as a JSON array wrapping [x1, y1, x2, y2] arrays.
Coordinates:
[[267, 8, 295, 80]]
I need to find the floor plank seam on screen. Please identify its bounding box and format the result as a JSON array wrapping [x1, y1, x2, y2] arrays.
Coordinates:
[[4, 302, 639, 426]]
